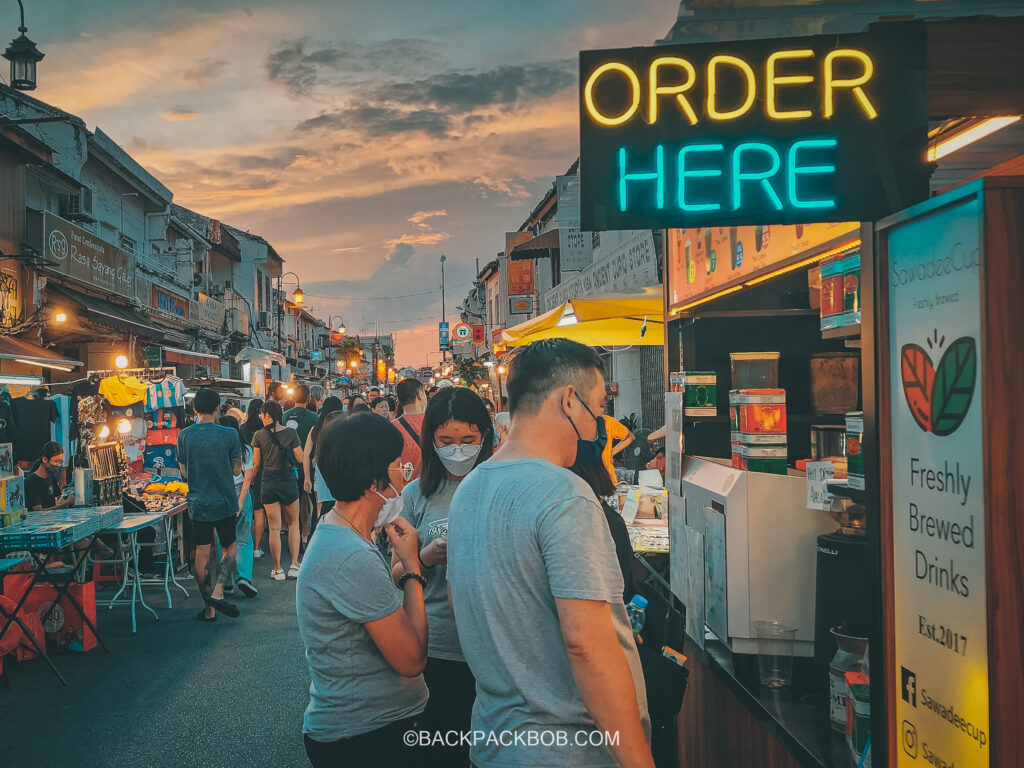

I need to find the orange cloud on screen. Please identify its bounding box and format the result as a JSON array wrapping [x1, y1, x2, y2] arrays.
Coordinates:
[[163, 110, 198, 122]]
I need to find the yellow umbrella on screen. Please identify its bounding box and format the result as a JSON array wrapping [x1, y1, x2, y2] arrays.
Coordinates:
[[503, 287, 664, 347]]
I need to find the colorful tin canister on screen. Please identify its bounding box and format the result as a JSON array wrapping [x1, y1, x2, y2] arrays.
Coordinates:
[[819, 256, 845, 330], [682, 372, 717, 416], [737, 389, 787, 434], [840, 253, 861, 327], [846, 411, 864, 490]]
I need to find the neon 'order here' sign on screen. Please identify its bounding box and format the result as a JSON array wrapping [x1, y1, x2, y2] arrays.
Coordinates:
[[578, 24, 929, 231]]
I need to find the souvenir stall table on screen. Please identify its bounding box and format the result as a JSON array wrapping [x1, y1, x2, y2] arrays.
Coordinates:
[[0, 506, 124, 685], [72, 366, 192, 581], [93, 513, 164, 634]]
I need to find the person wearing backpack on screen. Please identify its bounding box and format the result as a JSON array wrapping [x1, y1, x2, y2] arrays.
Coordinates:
[[252, 400, 304, 581]]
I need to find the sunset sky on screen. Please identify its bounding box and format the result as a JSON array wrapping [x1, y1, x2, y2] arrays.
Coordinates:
[[25, 0, 677, 365]]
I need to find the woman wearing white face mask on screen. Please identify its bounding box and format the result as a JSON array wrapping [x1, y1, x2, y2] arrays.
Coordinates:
[[297, 412, 428, 766], [391, 386, 494, 768]]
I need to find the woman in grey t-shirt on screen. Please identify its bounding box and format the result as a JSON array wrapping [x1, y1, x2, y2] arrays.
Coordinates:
[[297, 412, 429, 767], [391, 387, 494, 768]]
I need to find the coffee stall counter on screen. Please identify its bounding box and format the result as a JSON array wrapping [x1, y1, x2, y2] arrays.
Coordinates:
[[681, 633, 852, 768]]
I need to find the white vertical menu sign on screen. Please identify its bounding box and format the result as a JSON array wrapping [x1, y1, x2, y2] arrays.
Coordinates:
[[888, 194, 989, 767]]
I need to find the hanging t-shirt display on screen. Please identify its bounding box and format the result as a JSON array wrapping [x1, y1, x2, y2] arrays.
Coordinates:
[[52, 394, 71, 460], [145, 377, 186, 412], [147, 428, 179, 446], [144, 444, 178, 470], [98, 375, 147, 406], [145, 408, 184, 431], [11, 395, 59, 462], [108, 403, 146, 420], [0, 389, 14, 443], [115, 417, 147, 472], [70, 380, 101, 442]]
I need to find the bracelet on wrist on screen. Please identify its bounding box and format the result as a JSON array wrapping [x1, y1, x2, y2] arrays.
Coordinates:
[[417, 550, 429, 570], [399, 571, 427, 589]]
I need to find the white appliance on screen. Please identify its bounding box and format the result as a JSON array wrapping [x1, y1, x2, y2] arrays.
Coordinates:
[[669, 455, 834, 657]]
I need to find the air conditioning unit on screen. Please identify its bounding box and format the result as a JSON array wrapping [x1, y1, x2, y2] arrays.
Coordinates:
[[61, 188, 95, 222], [256, 311, 271, 330], [193, 271, 213, 289]]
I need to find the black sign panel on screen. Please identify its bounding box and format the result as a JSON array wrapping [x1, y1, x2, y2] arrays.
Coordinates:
[[579, 24, 928, 231]]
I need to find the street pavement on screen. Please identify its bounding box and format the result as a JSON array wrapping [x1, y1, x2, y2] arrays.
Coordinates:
[[0, 544, 310, 768]]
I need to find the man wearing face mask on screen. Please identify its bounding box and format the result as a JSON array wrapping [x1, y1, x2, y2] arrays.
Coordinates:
[[447, 339, 653, 768], [391, 387, 494, 768]]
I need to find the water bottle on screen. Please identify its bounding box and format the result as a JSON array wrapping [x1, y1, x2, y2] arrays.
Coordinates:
[[626, 594, 648, 637]]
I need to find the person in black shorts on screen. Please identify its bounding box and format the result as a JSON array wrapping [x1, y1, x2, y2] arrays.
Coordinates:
[[177, 388, 243, 621], [252, 400, 304, 581]]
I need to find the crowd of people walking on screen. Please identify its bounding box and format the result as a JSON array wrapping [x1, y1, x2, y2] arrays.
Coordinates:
[[177, 339, 655, 768]]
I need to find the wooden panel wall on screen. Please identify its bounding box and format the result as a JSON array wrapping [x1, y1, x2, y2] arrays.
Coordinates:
[[677, 650, 802, 768], [980, 178, 1024, 767]]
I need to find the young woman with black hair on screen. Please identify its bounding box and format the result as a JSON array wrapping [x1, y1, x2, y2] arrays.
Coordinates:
[[297, 412, 428, 766], [240, 399, 268, 559], [251, 400, 304, 581], [302, 395, 344, 539], [390, 386, 494, 768], [25, 441, 72, 511]]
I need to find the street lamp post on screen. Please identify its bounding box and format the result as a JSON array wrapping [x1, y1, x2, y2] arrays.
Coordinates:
[[496, 363, 507, 412], [440, 253, 447, 363], [276, 270, 303, 357], [3, 1, 43, 91], [325, 314, 345, 379]]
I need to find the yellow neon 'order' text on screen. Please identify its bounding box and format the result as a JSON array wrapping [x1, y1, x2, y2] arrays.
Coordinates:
[[584, 49, 879, 126], [584, 62, 641, 126]]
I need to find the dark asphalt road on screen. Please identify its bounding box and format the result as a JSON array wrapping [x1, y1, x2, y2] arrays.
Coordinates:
[[1, 545, 311, 768]]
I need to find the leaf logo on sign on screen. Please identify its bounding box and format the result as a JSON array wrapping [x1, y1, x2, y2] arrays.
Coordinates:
[[900, 330, 976, 436]]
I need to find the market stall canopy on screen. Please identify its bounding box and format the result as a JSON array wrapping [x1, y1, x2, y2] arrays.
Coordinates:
[[162, 346, 220, 367], [502, 286, 663, 347], [509, 228, 560, 260], [0, 335, 83, 369], [234, 347, 285, 366], [50, 285, 170, 341]]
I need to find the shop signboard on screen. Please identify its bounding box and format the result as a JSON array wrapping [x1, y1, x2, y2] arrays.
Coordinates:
[[452, 323, 472, 343], [491, 326, 506, 356], [554, 175, 593, 271], [579, 25, 928, 231], [142, 346, 162, 368], [544, 230, 657, 312], [438, 321, 450, 351], [667, 221, 858, 311], [311, 350, 323, 362], [152, 285, 189, 322], [472, 325, 486, 344], [195, 292, 226, 331], [508, 297, 533, 315], [886, 194, 988, 767], [44, 212, 136, 299]]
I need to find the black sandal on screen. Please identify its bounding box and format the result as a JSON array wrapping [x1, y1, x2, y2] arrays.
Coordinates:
[[196, 609, 217, 622], [204, 597, 240, 619]]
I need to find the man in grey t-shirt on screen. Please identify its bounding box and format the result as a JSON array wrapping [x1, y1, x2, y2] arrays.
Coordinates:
[[448, 339, 652, 768]]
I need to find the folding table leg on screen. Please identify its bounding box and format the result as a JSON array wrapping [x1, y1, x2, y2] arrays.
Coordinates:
[[129, 531, 159, 635], [0, 605, 67, 686]]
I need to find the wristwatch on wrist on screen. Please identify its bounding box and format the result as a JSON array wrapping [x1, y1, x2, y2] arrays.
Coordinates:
[[399, 571, 427, 589]]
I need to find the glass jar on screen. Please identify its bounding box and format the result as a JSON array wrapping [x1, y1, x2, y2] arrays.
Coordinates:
[[829, 627, 869, 731]]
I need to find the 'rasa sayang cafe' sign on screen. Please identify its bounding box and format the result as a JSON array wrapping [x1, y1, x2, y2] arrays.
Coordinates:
[[579, 25, 928, 231]]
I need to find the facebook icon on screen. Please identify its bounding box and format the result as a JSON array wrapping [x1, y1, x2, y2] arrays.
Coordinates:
[[901, 667, 917, 707]]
